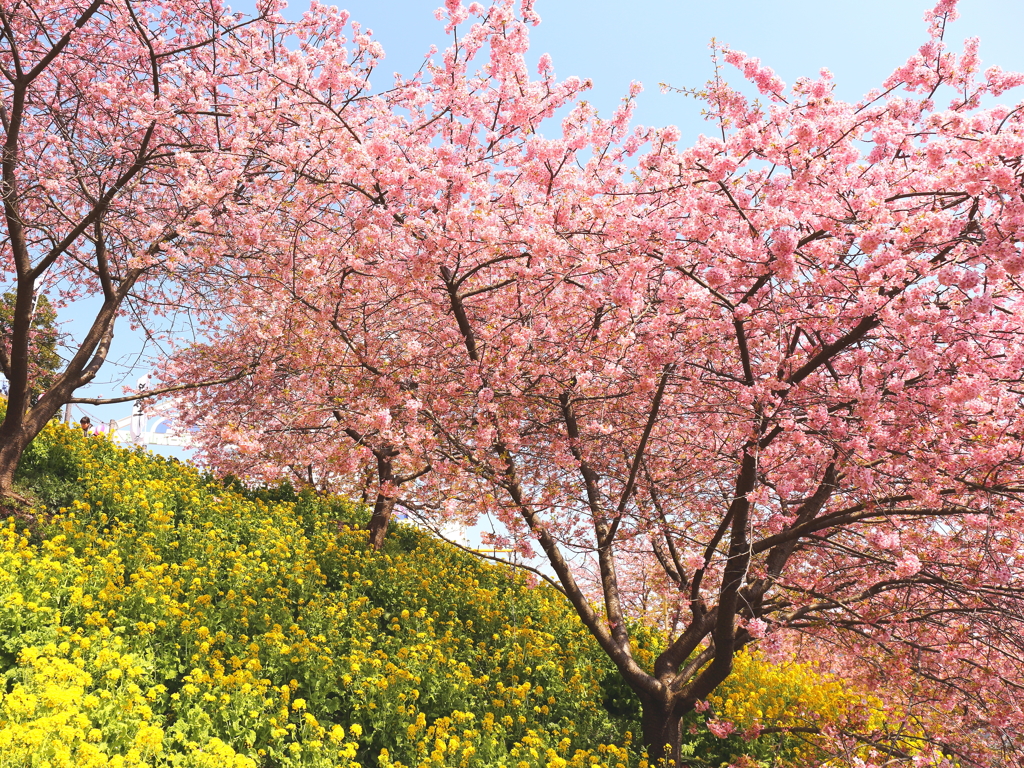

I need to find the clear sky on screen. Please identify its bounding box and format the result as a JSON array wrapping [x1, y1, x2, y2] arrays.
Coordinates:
[[249, 0, 1024, 142], [55, 0, 1024, 447]]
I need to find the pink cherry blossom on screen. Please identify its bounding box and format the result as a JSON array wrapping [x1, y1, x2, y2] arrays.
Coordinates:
[[0, 0, 357, 494], [707, 719, 736, 739], [162, 1, 1024, 764]]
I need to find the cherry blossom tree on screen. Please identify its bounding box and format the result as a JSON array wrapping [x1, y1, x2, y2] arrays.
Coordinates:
[[168, 0, 593, 548], [0, 0, 391, 497], [171, 1, 1024, 764]]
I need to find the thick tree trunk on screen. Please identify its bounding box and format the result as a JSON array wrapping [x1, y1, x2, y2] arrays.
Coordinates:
[[0, 411, 40, 499], [641, 697, 684, 767], [0, 443, 21, 499], [340, 425, 402, 550], [367, 493, 396, 551]]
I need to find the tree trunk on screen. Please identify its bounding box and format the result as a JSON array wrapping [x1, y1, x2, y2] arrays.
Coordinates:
[[641, 696, 684, 767], [0, 413, 38, 499], [364, 442, 401, 550], [0, 443, 21, 499], [367, 493, 396, 551]]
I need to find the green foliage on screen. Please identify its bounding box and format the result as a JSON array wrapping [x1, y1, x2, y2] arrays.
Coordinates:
[[600, 623, 664, 724], [0, 291, 61, 402], [14, 420, 81, 510], [217, 474, 301, 505]]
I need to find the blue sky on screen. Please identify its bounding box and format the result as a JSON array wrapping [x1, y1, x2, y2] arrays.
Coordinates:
[[254, 0, 1024, 141], [51, 0, 1024, 450]]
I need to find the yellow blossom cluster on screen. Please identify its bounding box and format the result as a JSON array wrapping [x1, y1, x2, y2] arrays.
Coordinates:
[[2, 420, 910, 768], [703, 649, 958, 768], [1, 424, 631, 767]]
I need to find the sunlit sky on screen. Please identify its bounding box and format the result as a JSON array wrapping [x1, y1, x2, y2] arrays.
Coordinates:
[[59, 0, 1024, 448], [250, 0, 1024, 141]]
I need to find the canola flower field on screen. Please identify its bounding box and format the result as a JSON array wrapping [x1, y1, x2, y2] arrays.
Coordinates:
[[0, 422, 882, 768]]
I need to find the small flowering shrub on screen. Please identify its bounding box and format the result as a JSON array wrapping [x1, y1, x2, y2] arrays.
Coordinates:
[[2, 421, 891, 767]]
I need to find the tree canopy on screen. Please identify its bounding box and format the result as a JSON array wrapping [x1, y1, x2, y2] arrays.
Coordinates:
[[0, 0, 378, 495], [164, 0, 1024, 764]]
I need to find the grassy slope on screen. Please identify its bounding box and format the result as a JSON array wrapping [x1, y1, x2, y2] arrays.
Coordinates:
[[1, 422, 643, 768], [1, 421, 883, 768]]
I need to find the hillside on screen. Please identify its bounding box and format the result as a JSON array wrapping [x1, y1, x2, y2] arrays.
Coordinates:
[[1, 423, 880, 768]]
